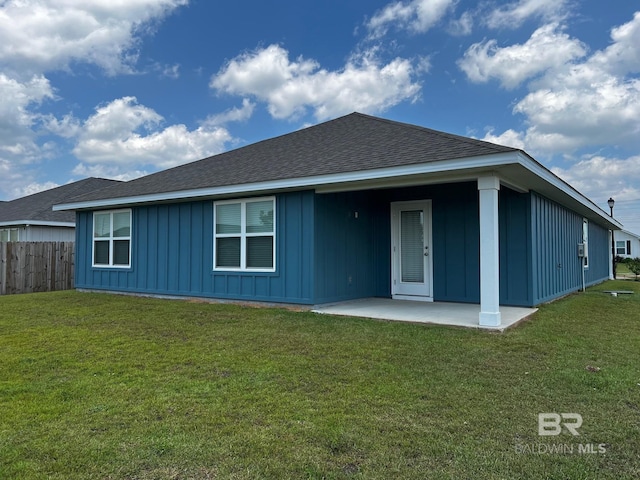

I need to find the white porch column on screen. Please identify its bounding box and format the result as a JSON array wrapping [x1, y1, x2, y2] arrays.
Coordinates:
[[478, 175, 501, 327]]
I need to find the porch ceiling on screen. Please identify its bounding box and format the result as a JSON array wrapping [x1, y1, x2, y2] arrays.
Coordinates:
[[312, 298, 538, 331]]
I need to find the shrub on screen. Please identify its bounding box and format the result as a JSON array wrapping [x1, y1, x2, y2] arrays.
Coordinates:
[[627, 258, 640, 280]]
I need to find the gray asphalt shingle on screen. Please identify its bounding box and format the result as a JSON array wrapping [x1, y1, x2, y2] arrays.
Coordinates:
[[59, 112, 519, 204], [0, 178, 121, 224]]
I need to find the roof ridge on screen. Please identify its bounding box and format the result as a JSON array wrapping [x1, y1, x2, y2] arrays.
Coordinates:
[[53, 112, 524, 207], [352, 112, 519, 153]]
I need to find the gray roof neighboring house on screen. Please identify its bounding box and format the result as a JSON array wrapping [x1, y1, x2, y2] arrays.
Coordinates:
[[0, 177, 121, 227], [53, 112, 621, 230]]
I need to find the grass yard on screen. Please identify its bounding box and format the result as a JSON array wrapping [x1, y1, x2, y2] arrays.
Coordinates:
[[616, 262, 638, 280], [1, 283, 639, 479]]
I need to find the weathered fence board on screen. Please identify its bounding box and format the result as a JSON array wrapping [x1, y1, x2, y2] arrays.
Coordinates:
[[0, 242, 74, 295]]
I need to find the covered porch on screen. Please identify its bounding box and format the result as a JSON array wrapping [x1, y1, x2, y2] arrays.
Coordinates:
[[314, 174, 529, 328], [313, 298, 538, 331]]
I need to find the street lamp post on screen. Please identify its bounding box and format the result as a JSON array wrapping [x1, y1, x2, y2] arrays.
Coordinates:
[[608, 197, 615, 279]]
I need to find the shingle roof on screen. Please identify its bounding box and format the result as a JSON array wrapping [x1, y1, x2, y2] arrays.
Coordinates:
[[0, 178, 121, 224], [64, 112, 518, 204]]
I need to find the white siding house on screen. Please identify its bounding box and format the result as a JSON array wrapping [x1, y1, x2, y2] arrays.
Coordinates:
[[0, 178, 120, 242], [614, 230, 640, 259]]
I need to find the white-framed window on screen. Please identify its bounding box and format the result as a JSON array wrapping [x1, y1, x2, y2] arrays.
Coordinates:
[[582, 219, 589, 269], [214, 197, 275, 272], [616, 240, 631, 256], [93, 209, 132, 268], [0, 228, 19, 242]]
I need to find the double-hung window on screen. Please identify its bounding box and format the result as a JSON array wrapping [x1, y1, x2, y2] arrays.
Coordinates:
[[0, 228, 19, 242], [616, 240, 631, 256], [214, 197, 275, 271], [93, 210, 132, 268]]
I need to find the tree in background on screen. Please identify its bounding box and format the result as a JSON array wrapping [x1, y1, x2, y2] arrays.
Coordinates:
[[627, 258, 640, 281]]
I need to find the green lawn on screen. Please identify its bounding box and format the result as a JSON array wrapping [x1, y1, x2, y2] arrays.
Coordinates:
[[616, 262, 638, 280], [1, 283, 639, 479]]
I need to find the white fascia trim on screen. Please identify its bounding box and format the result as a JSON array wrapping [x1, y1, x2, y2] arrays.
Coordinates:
[[53, 152, 521, 211], [0, 220, 75, 228], [515, 152, 623, 229], [52, 149, 622, 230]]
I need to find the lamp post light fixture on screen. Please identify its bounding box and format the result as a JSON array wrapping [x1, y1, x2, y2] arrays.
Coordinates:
[[608, 197, 615, 279]]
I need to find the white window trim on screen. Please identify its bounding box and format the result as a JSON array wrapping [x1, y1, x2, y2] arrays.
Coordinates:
[[0, 227, 19, 242], [582, 218, 589, 269], [616, 240, 627, 255], [92, 209, 132, 268], [213, 196, 276, 272]]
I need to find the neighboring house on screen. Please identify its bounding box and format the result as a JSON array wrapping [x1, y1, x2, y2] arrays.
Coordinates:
[[0, 178, 120, 242], [54, 113, 621, 327], [614, 229, 640, 258]]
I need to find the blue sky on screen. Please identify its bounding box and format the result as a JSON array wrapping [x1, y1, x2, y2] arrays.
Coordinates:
[[1, 0, 639, 231]]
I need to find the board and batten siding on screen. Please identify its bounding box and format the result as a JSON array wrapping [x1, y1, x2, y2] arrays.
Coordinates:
[[292, 183, 535, 307], [431, 183, 481, 304], [499, 188, 533, 306], [75, 191, 315, 303], [531, 192, 610, 305], [75, 185, 611, 308], [314, 191, 389, 304]]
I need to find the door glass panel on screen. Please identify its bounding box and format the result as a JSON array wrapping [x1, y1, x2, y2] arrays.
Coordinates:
[[401, 210, 424, 283]]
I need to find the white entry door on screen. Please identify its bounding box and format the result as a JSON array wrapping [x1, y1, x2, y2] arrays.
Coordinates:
[[391, 200, 433, 301]]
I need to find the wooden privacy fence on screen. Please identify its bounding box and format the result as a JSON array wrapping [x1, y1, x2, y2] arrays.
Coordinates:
[[0, 242, 75, 295]]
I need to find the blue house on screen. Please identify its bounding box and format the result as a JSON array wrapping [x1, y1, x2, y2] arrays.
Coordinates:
[[54, 113, 621, 327]]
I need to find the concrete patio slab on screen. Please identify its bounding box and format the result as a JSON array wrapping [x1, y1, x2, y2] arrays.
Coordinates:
[[312, 298, 538, 331]]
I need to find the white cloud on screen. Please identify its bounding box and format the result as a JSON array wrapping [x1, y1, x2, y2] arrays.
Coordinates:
[[473, 12, 640, 155], [0, 74, 55, 164], [71, 163, 150, 182], [469, 12, 640, 232], [19, 181, 61, 197], [206, 99, 256, 126], [366, 0, 455, 38], [0, 158, 29, 199], [210, 44, 421, 121], [551, 154, 640, 232], [514, 77, 640, 151], [485, 0, 571, 29], [481, 128, 526, 150], [0, 0, 188, 76], [161, 63, 181, 79], [513, 13, 640, 152], [594, 11, 640, 76], [448, 11, 474, 36], [458, 23, 587, 89], [41, 114, 82, 139], [0, 0, 190, 199], [72, 97, 233, 176]]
